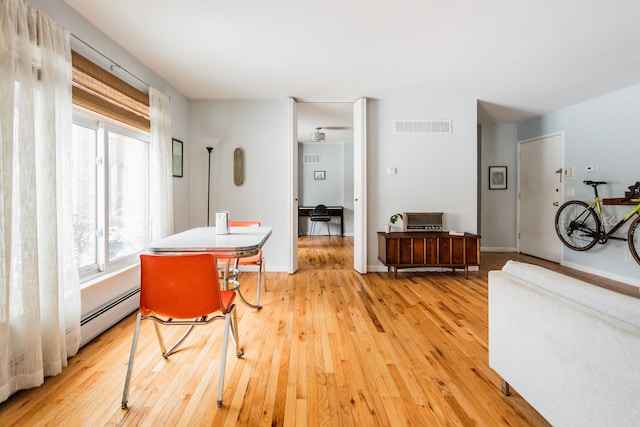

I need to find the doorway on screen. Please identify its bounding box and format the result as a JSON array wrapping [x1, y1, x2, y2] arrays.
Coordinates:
[[518, 133, 563, 262], [288, 99, 367, 273]]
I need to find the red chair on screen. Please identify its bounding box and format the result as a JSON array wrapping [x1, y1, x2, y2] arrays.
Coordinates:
[[121, 254, 243, 409], [230, 221, 266, 308]]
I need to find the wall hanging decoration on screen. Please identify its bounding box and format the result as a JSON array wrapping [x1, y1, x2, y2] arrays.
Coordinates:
[[489, 166, 507, 190], [172, 138, 183, 177], [206, 146, 213, 226], [234, 147, 244, 186]]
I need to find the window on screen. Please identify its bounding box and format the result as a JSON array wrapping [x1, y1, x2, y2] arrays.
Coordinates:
[[71, 119, 98, 270], [107, 129, 149, 261], [70, 50, 150, 280], [71, 112, 149, 278]]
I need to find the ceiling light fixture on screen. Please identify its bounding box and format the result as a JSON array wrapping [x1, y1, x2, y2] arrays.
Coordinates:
[[311, 127, 325, 142]]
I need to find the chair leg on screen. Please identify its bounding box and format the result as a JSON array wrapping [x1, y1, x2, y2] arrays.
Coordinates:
[[122, 313, 142, 409], [256, 259, 266, 297], [327, 221, 331, 236], [229, 306, 243, 358], [255, 260, 264, 305], [223, 306, 244, 358], [217, 313, 231, 407], [255, 266, 261, 306], [152, 322, 168, 358], [164, 324, 196, 357]]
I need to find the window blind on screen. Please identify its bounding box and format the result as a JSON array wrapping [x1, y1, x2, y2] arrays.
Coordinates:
[[71, 51, 150, 131]]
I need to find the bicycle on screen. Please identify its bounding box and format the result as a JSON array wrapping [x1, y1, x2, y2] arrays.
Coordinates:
[[554, 180, 640, 265]]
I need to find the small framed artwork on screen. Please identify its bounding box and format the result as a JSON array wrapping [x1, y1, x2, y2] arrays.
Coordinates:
[[314, 170, 326, 180], [172, 138, 183, 178], [489, 166, 507, 190]]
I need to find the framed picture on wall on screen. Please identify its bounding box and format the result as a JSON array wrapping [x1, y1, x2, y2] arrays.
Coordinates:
[[314, 170, 326, 180], [489, 166, 507, 190], [172, 138, 183, 177]]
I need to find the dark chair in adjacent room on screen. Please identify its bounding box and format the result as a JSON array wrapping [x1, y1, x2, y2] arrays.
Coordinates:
[[310, 204, 331, 236], [121, 253, 243, 409]]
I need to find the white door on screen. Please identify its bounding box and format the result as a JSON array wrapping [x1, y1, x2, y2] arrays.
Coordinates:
[[288, 98, 298, 273], [518, 133, 563, 262], [353, 98, 367, 273]]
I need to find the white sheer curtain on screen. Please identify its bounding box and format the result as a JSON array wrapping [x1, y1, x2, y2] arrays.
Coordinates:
[[0, 0, 81, 403], [149, 87, 174, 240]]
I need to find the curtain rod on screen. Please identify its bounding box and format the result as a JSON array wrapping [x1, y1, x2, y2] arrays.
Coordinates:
[[71, 33, 151, 89]]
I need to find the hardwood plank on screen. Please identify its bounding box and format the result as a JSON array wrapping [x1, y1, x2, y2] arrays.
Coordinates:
[[8, 237, 629, 425]]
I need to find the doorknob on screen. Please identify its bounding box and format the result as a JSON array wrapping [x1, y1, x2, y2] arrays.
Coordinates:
[[555, 168, 563, 183], [553, 202, 559, 206]]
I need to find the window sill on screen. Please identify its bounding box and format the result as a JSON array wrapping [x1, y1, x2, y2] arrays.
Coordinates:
[[80, 263, 140, 291]]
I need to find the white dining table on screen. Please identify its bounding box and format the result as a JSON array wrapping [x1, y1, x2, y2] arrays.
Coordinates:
[[147, 226, 272, 309]]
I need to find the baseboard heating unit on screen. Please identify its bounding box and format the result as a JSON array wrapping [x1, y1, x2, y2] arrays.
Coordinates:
[[80, 287, 139, 347]]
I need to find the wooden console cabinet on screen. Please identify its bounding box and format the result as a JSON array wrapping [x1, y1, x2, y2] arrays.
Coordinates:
[[377, 231, 480, 278]]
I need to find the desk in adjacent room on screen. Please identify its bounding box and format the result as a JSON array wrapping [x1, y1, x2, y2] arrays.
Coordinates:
[[298, 206, 344, 235]]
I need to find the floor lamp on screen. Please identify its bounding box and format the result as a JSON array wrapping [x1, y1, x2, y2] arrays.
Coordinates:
[[206, 146, 213, 226]]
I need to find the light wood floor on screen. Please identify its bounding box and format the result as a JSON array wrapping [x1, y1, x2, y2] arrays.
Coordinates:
[[2, 237, 628, 426]]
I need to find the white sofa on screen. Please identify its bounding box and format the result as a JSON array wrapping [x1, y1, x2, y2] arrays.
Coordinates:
[[488, 260, 640, 427]]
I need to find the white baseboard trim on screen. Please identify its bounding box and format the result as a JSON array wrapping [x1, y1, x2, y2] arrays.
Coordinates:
[[560, 260, 640, 288], [481, 247, 517, 252]]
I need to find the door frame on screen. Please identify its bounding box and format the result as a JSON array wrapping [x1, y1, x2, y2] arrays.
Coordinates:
[[288, 98, 298, 273], [353, 98, 367, 273], [288, 97, 367, 273]]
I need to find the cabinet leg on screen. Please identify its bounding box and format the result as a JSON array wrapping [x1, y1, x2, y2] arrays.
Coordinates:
[[501, 379, 511, 396]]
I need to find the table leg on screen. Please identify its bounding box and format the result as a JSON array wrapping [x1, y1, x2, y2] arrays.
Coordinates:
[[218, 259, 262, 309], [221, 259, 230, 290]]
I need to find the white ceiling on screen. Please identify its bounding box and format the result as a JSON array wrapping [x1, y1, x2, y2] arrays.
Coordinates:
[[64, 0, 640, 125], [297, 102, 354, 144]]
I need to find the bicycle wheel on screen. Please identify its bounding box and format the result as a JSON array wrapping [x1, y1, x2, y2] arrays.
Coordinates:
[[554, 200, 600, 250], [627, 216, 640, 265]]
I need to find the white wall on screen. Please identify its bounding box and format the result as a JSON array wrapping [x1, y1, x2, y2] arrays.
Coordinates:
[[298, 142, 353, 236], [366, 99, 478, 270], [299, 143, 345, 206], [480, 123, 518, 251], [189, 100, 290, 270], [518, 84, 640, 285]]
